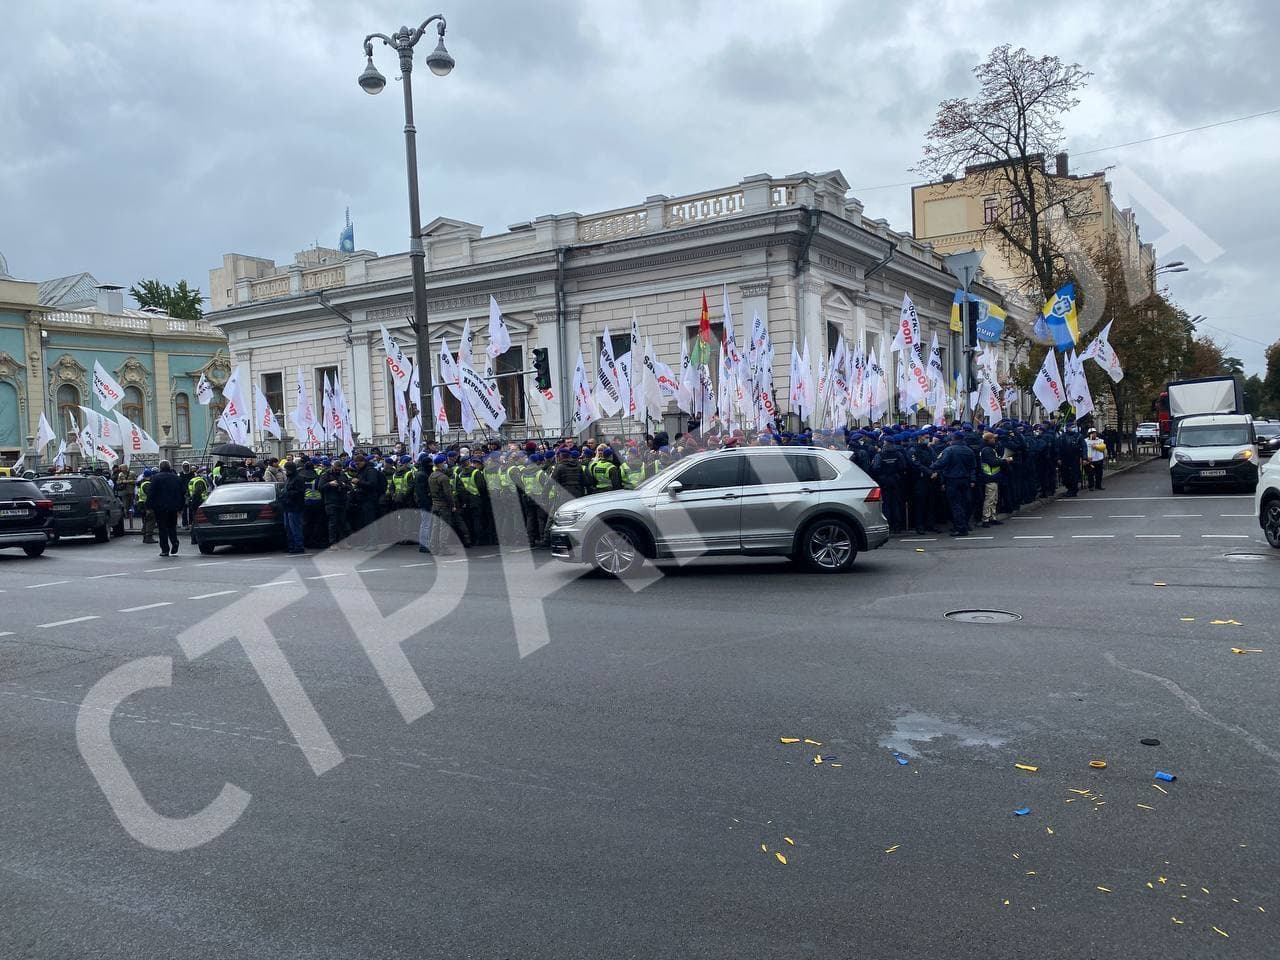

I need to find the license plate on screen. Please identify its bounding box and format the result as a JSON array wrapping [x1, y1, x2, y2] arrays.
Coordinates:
[[219, 512, 249, 521], [1200, 469, 1227, 477], [53, 504, 73, 512], [0, 508, 28, 517]]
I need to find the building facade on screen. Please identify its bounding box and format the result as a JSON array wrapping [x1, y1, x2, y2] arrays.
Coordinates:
[[207, 170, 1034, 447], [911, 153, 1157, 298], [0, 260, 229, 467]]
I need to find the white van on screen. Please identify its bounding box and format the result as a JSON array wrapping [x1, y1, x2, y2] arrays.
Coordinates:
[[1169, 413, 1259, 494]]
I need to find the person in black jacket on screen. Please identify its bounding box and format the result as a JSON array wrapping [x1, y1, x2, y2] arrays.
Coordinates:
[[872, 434, 908, 533], [318, 461, 352, 548], [350, 453, 380, 548], [906, 433, 939, 534], [1057, 427, 1084, 498], [280, 461, 308, 554], [147, 460, 187, 557], [931, 436, 977, 537]]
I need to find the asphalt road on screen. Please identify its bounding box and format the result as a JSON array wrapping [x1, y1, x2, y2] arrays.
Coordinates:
[[2, 459, 1276, 959]]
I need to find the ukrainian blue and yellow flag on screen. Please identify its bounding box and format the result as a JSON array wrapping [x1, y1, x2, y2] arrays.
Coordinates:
[[950, 289, 965, 333], [1041, 283, 1080, 351]]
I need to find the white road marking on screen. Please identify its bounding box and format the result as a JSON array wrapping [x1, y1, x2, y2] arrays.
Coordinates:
[[1108, 515, 1146, 519], [444, 558, 469, 563], [1085, 495, 1253, 501], [252, 580, 297, 589], [1163, 514, 1202, 518], [400, 562, 433, 568], [476, 554, 499, 559], [38, 615, 101, 628], [1202, 534, 1250, 539], [1220, 513, 1254, 517], [188, 590, 237, 600], [87, 572, 128, 580], [196, 561, 226, 567], [241, 557, 269, 562], [1136, 534, 1181, 539], [119, 602, 172, 613], [1060, 515, 1093, 519], [305, 573, 347, 580], [1072, 535, 1115, 539], [1013, 535, 1055, 540], [360, 568, 387, 573], [26, 580, 70, 589], [0, 631, 13, 637], [143, 567, 169, 573], [900, 538, 937, 542], [965, 536, 995, 540], [1011, 516, 1042, 520]]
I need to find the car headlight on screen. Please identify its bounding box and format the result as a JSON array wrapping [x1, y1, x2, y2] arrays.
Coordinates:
[[553, 508, 586, 525], [1174, 452, 1191, 464], [1234, 449, 1254, 461]]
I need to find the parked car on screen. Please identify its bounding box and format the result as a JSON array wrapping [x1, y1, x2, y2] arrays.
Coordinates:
[[0, 477, 56, 557], [1253, 422, 1280, 458], [1169, 413, 1259, 494], [1135, 422, 1160, 442], [1258, 454, 1280, 548], [34, 474, 126, 542], [548, 446, 889, 576], [192, 482, 284, 554]]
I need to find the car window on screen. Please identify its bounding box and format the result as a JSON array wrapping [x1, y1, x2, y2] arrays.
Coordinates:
[[1256, 425, 1280, 438], [36, 477, 89, 496], [744, 453, 837, 485], [0, 479, 42, 500], [1176, 424, 1253, 447], [672, 456, 741, 491], [205, 483, 279, 504]]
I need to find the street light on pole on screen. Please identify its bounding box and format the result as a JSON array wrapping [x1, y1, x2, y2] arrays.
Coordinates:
[[359, 14, 454, 437]]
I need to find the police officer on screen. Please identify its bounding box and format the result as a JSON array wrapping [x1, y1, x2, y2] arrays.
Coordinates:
[[299, 457, 323, 548], [413, 453, 434, 553], [589, 446, 622, 493], [931, 434, 978, 537], [137, 469, 157, 543], [318, 460, 352, 547], [906, 432, 939, 535], [349, 453, 380, 548], [427, 454, 459, 556], [978, 431, 1008, 527], [187, 467, 210, 545], [1057, 424, 1084, 498], [519, 452, 548, 547], [871, 432, 908, 533]]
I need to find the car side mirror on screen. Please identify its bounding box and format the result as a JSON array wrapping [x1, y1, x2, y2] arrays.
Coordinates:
[[666, 480, 683, 495]]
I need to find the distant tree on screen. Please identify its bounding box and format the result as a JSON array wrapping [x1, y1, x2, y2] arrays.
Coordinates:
[[1184, 336, 1229, 379], [917, 44, 1092, 302], [1243, 374, 1266, 417], [129, 279, 204, 320], [1263, 339, 1280, 408]]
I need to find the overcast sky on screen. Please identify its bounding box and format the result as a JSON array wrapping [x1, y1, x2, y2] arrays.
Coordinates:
[[2, 0, 1276, 372]]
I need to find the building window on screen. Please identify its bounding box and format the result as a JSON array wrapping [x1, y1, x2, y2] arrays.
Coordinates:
[[983, 196, 999, 224], [315, 366, 339, 413], [495, 346, 525, 424], [175, 393, 191, 445], [56, 384, 80, 438], [1011, 195, 1026, 219], [122, 386, 145, 429], [826, 321, 843, 354], [260, 372, 284, 422]]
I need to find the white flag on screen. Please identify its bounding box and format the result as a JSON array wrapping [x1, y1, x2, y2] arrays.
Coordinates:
[[789, 344, 807, 417], [868, 348, 888, 423], [595, 325, 624, 416], [976, 380, 1003, 423], [11, 452, 23, 473], [333, 377, 355, 453], [380, 325, 413, 392], [195, 373, 215, 406], [79, 405, 120, 448], [37, 412, 57, 451], [53, 439, 67, 469], [439, 337, 464, 402], [1083, 320, 1125, 383], [1065, 350, 1095, 419], [292, 367, 315, 437], [433, 385, 450, 434], [254, 383, 282, 439], [486, 295, 512, 358], [114, 409, 160, 457], [641, 336, 664, 418], [321, 373, 336, 443], [677, 335, 696, 414], [570, 350, 598, 435], [891, 293, 921, 355], [91, 360, 126, 411], [904, 347, 931, 406], [408, 413, 423, 458], [221, 366, 249, 425], [926, 333, 944, 391], [1032, 349, 1066, 414]]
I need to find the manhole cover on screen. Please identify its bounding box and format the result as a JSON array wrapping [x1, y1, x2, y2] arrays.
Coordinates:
[[1224, 553, 1270, 563], [944, 609, 1023, 624]]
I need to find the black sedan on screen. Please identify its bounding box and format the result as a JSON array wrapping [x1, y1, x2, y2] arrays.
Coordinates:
[[1255, 422, 1280, 458], [0, 477, 55, 557], [34, 474, 126, 542], [192, 482, 285, 554]]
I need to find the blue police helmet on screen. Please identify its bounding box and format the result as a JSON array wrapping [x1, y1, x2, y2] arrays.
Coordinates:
[[416, 453, 430, 465], [432, 453, 448, 465], [599, 446, 613, 457], [567, 449, 580, 459], [529, 452, 544, 463]]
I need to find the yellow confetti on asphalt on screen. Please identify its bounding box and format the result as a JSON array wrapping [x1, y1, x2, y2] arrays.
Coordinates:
[[1026, 870, 1037, 876], [1153, 581, 1167, 586], [1002, 899, 1010, 906], [1259, 906, 1266, 913], [1212, 926, 1229, 938], [1231, 647, 1264, 654], [1152, 783, 1169, 795], [1158, 877, 1168, 885], [1046, 827, 1055, 835], [1089, 760, 1108, 769], [812, 755, 823, 766], [884, 844, 900, 854], [1065, 798, 1077, 803], [1210, 619, 1244, 626], [760, 844, 767, 852], [1137, 803, 1155, 811], [830, 763, 843, 768], [1171, 916, 1184, 924], [915, 548, 925, 553], [1231, 898, 1239, 903], [784, 837, 795, 846], [779, 737, 800, 744], [1068, 788, 1092, 795], [803, 738, 823, 746], [1012, 853, 1021, 860], [1097, 886, 1112, 893], [775, 852, 787, 865], [1202, 887, 1211, 895], [1180, 617, 1196, 622], [1015, 763, 1039, 772], [1147, 882, 1155, 889]]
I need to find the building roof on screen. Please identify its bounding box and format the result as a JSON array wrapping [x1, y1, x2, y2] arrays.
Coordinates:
[[38, 272, 101, 309]]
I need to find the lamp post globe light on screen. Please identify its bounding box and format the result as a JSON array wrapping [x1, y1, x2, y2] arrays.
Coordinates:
[[359, 14, 454, 436]]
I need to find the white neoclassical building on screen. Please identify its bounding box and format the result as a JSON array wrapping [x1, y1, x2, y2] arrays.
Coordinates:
[[206, 170, 1031, 445]]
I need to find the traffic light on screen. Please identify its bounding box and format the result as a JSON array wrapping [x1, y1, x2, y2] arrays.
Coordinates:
[[533, 347, 551, 390]]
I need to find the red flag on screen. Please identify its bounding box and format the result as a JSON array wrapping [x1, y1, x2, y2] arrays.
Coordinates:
[[692, 292, 712, 365]]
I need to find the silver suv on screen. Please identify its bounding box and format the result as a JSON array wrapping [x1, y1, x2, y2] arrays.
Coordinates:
[[548, 446, 889, 576]]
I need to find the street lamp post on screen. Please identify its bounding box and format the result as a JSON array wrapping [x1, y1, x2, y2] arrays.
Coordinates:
[[359, 14, 454, 438]]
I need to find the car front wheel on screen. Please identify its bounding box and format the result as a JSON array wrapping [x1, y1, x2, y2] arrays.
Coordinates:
[[1263, 499, 1280, 549], [587, 525, 644, 578], [23, 543, 45, 558], [802, 518, 857, 573]]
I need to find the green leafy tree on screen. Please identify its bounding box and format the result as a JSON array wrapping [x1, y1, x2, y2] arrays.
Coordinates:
[[129, 279, 204, 320], [1242, 374, 1266, 417]]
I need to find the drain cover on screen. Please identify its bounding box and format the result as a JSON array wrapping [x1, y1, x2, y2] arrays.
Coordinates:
[[944, 609, 1023, 624], [1224, 553, 1270, 563]]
